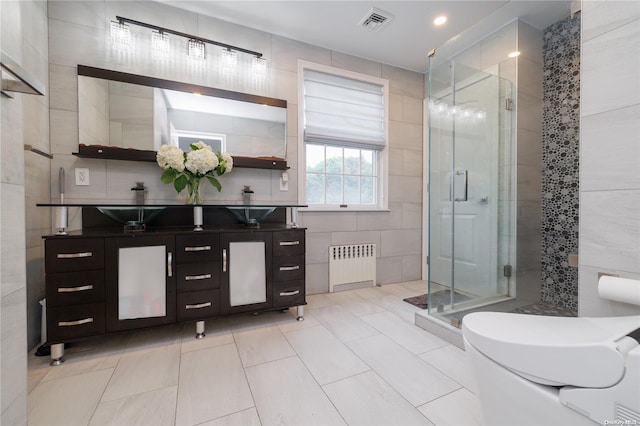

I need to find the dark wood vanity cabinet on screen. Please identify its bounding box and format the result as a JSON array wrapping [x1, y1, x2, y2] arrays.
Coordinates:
[[272, 230, 306, 308], [175, 234, 221, 321], [104, 235, 177, 332], [43, 226, 306, 348], [45, 238, 106, 343]]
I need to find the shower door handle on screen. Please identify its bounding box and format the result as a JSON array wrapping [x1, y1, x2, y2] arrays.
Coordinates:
[[453, 169, 468, 202]]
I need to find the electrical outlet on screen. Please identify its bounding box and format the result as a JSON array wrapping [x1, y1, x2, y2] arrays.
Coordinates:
[[75, 168, 90, 186]]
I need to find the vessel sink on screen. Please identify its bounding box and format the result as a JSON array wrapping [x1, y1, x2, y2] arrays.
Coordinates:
[[97, 206, 165, 230], [226, 206, 276, 226]]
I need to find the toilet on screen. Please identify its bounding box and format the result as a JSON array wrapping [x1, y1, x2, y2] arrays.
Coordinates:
[[462, 278, 640, 426]]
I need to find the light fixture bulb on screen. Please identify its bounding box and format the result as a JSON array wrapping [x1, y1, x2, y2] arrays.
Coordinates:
[[110, 20, 132, 51], [151, 31, 170, 60], [508, 51, 521, 58], [221, 49, 238, 70], [251, 57, 267, 75], [188, 39, 206, 61], [434, 15, 447, 26]]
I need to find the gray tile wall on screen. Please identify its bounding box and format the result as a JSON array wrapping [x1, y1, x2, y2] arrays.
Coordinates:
[[47, 1, 424, 294], [579, 1, 640, 316], [540, 14, 581, 311], [1, 0, 49, 423]]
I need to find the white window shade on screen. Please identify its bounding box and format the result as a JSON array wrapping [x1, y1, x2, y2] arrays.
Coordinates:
[[303, 69, 385, 150]]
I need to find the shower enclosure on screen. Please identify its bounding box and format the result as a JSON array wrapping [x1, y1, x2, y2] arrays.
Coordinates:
[[426, 54, 515, 326]]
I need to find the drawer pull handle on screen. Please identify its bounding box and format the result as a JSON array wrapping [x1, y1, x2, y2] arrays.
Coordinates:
[[185, 245, 211, 252], [222, 249, 227, 272], [279, 241, 300, 246], [279, 265, 300, 271], [168, 252, 173, 277], [185, 302, 212, 310], [279, 290, 300, 297], [58, 317, 93, 327], [58, 284, 93, 293], [185, 273, 212, 281], [57, 251, 92, 259]]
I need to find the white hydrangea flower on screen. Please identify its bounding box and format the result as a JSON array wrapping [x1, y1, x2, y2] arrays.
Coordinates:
[[156, 145, 185, 172], [217, 152, 233, 174], [191, 141, 212, 151], [185, 148, 218, 175]]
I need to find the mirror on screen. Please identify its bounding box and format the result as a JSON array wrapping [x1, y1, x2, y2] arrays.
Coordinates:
[[77, 65, 287, 164]]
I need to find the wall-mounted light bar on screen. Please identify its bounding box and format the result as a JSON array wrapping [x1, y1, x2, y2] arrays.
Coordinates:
[[112, 16, 264, 61]]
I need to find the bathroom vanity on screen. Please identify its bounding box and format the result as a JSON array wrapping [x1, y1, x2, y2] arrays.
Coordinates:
[[40, 204, 306, 365]]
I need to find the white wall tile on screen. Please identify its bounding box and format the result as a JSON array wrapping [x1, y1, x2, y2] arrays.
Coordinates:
[[580, 189, 640, 274], [331, 51, 382, 76], [306, 262, 329, 294], [1, 184, 26, 298], [382, 64, 424, 98], [1, 289, 27, 414], [581, 20, 640, 117], [356, 206, 403, 231], [48, 0, 106, 29], [306, 232, 332, 264], [272, 35, 331, 73], [580, 105, 640, 192], [381, 229, 422, 257], [376, 256, 403, 285], [582, 0, 640, 42]]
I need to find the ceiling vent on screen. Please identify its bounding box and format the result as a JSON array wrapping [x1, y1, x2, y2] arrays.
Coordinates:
[[358, 8, 394, 32]]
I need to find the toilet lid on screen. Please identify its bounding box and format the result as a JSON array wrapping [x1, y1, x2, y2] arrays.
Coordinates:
[[462, 312, 640, 388]]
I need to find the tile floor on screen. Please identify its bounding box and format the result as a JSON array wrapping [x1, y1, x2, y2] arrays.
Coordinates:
[[27, 281, 483, 426]]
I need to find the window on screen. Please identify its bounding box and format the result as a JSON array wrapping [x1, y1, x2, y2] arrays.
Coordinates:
[[298, 61, 389, 210]]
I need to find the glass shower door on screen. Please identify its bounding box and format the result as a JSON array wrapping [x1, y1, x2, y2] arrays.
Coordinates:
[[428, 58, 513, 321]]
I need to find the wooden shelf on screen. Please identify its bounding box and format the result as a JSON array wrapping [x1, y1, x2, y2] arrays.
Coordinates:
[[73, 145, 288, 170]]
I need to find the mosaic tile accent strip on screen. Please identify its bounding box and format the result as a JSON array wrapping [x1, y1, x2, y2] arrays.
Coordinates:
[[541, 14, 581, 312]]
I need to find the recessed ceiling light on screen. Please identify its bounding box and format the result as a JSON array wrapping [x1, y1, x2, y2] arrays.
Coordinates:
[[434, 15, 447, 26], [508, 51, 521, 58]]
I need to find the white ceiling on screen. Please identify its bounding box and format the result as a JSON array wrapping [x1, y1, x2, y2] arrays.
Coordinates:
[[159, 1, 573, 73]]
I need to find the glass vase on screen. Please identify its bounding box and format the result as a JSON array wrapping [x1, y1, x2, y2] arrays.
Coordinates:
[[186, 178, 202, 204]]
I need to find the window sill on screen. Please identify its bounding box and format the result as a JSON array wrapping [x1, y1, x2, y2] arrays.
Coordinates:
[[299, 206, 390, 213]]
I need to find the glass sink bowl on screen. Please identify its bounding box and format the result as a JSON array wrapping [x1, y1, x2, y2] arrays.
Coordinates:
[[97, 206, 165, 231], [226, 206, 277, 227]]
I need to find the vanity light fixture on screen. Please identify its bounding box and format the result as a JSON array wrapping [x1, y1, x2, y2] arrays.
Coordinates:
[[220, 48, 238, 70], [110, 19, 132, 51], [434, 15, 447, 26], [251, 56, 267, 76], [188, 39, 206, 62], [151, 30, 170, 60], [110, 16, 265, 68]]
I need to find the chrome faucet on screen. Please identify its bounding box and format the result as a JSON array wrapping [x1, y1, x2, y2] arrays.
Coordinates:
[[242, 185, 253, 205]]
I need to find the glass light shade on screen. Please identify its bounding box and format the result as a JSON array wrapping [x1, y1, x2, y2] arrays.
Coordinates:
[[221, 49, 238, 70], [152, 31, 170, 60], [251, 57, 267, 76], [188, 39, 206, 61], [110, 21, 132, 51]]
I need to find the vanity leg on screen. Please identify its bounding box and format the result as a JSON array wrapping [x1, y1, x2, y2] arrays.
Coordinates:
[[50, 343, 65, 366], [291, 207, 298, 228], [296, 305, 304, 321], [195, 320, 205, 339]]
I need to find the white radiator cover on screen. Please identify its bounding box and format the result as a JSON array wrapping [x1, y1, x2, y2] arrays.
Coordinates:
[[329, 244, 376, 292]]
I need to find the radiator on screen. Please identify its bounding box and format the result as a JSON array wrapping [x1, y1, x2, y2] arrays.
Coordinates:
[[328, 244, 376, 292]]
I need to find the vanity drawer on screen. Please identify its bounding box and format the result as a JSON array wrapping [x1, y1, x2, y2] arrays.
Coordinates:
[[273, 255, 305, 281], [47, 303, 106, 343], [46, 270, 105, 307], [176, 263, 220, 292], [45, 238, 104, 273], [272, 281, 305, 308], [177, 289, 221, 321], [175, 234, 219, 263], [273, 230, 305, 257]]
